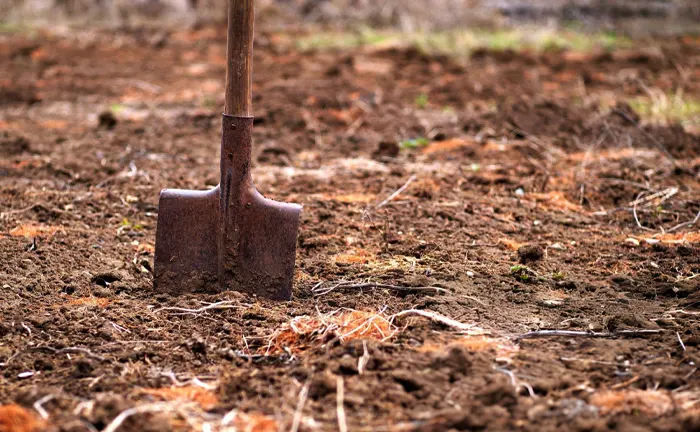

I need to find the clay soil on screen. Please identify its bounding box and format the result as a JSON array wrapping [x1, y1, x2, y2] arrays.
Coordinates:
[[1, 24, 700, 432]]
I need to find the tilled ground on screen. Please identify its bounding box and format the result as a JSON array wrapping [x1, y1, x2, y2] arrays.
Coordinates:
[[1, 25, 700, 431]]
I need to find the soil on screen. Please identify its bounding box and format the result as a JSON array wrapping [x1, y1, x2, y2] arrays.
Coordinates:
[[1, 25, 699, 431]]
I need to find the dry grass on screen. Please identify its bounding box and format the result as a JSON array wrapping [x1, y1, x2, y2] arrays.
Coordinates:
[[318, 193, 377, 204], [626, 232, 700, 246], [265, 310, 395, 354], [229, 412, 279, 432], [334, 249, 375, 265], [7, 224, 62, 238], [140, 386, 219, 411], [68, 297, 111, 308], [528, 191, 582, 212], [566, 148, 657, 163], [420, 335, 518, 359], [498, 238, 526, 251], [589, 389, 674, 417], [650, 232, 700, 244], [421, 138, 471, 155], [0, 404, 45, 432]]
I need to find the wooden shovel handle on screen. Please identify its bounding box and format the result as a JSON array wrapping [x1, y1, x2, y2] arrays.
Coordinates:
[[224, 0, 254, 116]]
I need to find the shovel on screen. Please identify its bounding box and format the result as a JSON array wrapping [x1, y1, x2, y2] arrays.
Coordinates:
[[153, 0, 301, 300]]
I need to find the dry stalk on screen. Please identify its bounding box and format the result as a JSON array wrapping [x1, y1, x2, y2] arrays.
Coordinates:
[[153, 301, 248, 315], [290, 377, 312, 432], [357, 341, 370, 375], [633, 191, 655, 232], [376, 174, 416, 209], [102, 402, 178, 432], [336, 377, 347, 432], [32, 394, 55, 420], [495, 366, 536, 398], [516, 329, 663, 341], [312, 280, 449, 296], [5, 346, 107, 365], [677, 332, 687, 351], [390, 309, 479, 332], [668, 209, 700, 232]]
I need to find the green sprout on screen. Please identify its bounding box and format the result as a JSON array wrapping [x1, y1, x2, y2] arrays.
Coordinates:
[[399, 137, 430, 150], [511, 265, 536, 282], [552, 271, 566, 281], [415, 94, 429, 109]]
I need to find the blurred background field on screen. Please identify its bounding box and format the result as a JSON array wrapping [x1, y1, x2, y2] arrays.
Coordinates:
[[3, 0, 700, 34]]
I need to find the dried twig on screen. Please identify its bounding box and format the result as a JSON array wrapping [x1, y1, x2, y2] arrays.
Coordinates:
[[516, 329, 663, 341], [594, 187, 678, 219], [560, 357, 630, 367], [667, 309, 700, 316], [33, 394, 55, 420], [677, 332, 687, 352], [102, 403, 177, 432], [611, 375, 641, 390], [633, 191, 655, 232], [312, 281, 448, 296], [336, 377, 347, 432], [5, 346, 107, 365], [153, 301, 247, 315], [357, 341, 370, 375], [667, 209, 700, 232], [376, 175, 416, 209], [495, 366, 536, 398], [0, 204, 38, 220], [290, 376, 312, 432], [612, 107, 677, 164], [390, 309, 478, 332]]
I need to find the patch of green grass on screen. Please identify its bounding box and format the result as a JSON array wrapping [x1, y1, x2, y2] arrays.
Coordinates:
[[628, 93, 700, 127], [0, 21, 34, 35], [399, 137, 430, 150], [201, 97, 217, 110], [296, 28, 394, 51], [296, 27, 633, 58], [552, 271, 566, 281]]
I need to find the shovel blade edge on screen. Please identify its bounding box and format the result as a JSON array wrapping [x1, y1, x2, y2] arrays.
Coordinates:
[[154, 188, 219, 295]]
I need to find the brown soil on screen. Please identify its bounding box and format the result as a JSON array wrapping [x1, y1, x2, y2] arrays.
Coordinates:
[[1, 26, 699, 431]]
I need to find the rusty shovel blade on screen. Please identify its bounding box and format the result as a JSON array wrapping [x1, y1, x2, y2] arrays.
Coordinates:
[[154, 115, 301, 300]]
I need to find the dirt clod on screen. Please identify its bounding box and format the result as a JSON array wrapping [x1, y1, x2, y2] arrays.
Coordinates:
[[518, 245, 545, 264], [97, 111, 118, 130]]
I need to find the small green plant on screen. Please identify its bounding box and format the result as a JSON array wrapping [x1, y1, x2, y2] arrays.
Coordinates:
[[110, 104, 125, 114], [511, 265, 539, 283], [399, 137, 430, 150], [552, 271, 566, 281], [415, 94, 429, 109], [118, 218, 143, 234], [653, 205, 664, 218]]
